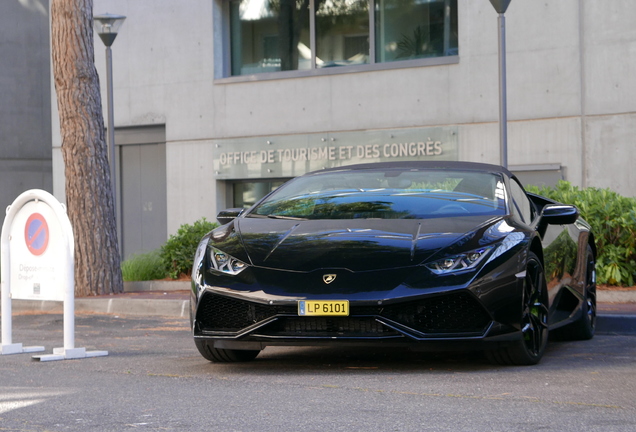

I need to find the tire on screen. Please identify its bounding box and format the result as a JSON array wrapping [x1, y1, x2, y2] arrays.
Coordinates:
[[555, 245, 597, 341], [195, 339, 261, 363], [486, 252, 549, 366]]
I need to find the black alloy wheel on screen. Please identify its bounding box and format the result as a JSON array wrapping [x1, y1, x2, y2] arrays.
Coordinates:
[[520, 254, 549, 358], [487, 251, 549, 365]]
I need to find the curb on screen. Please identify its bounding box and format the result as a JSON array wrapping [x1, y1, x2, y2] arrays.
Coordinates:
[[10, 298, 635, 335], [11, 297, 191, 318], [5, 283, 636, 335], [597, 290, 636, 304], [76, 297, 191, 318], [123, 280, 190, 292], [9, 281, 192, 318]]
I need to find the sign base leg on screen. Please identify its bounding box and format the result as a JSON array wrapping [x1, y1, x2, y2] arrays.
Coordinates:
[[2, 343, 45, 355], [32, 347, 109, 362]]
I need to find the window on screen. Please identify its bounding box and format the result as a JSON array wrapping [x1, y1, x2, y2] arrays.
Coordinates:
[[229, 0, 311, 74], [375, 0, 458, 63], [508, 180, 534, 224], [316, 0, 370, 68], [228, 0, 457, 77], [233, 180, 287, 208], [248, 169, 505, 220]]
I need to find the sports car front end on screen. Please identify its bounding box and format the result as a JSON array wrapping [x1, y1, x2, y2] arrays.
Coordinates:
[[190, 163, 546, 363]]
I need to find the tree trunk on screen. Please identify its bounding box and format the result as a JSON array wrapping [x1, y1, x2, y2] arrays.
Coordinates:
[[51, 0, 123, 296]]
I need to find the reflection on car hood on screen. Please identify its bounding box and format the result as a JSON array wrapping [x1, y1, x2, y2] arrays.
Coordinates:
[[235, 216, 500, 272]]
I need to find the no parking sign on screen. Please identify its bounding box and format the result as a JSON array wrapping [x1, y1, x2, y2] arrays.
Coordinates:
[[1, 190, 73, 355], [2, 190, 107, 360], [4, 194, 70, 301], [25, 213, 50, 256]]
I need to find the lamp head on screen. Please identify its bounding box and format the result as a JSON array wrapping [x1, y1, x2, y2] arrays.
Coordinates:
[[489, 0, 512, 14], [93, 13, 126, 47]]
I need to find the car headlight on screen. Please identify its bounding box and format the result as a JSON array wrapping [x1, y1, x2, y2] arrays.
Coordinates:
[[209, 246, 248, 275], [426, 246, 494, 275], [193, 239, 208, 272]]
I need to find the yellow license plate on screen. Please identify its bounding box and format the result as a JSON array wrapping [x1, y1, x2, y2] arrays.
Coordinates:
[[298, 300, 349, 316]]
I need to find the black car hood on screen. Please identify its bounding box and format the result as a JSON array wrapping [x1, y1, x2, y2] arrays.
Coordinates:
[[234, 216, 501, 272]]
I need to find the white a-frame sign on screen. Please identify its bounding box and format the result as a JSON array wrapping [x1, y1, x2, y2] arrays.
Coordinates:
[[1, 189, 108, 361]]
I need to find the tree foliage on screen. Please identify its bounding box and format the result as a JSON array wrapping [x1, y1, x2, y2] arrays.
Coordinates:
[[161, 218, 218, 279], [527, 181, 636, 286]]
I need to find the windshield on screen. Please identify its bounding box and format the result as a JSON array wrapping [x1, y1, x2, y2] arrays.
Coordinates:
[[247, 168, 506, 220]]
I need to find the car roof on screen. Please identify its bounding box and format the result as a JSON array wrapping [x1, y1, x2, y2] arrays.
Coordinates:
[[314, 161, 514, 178]]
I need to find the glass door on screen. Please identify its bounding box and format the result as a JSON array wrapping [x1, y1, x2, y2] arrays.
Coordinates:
[[232, 180, 288, 208]]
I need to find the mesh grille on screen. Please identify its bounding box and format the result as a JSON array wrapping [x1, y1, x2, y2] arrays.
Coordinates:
[[196, 291, 490, 336], [196, 294, 294, 331], [381, 292, 491, 334], [265, 317, 397, 337]]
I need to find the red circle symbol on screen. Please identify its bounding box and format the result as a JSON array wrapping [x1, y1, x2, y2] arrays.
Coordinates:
[[25, 213, 49, 256]]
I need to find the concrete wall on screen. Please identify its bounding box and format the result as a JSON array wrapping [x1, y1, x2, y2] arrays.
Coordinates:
[[50, 0, 636, 236], [1, 0, 52, 213]]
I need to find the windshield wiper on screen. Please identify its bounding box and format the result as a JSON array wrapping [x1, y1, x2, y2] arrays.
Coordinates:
[[246, 214, 308, 220], [266, 214, 308, 220]]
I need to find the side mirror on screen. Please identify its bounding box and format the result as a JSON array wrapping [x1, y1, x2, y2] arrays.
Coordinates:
[[216, 208, 244, 225], [541, 204, 578, 225]]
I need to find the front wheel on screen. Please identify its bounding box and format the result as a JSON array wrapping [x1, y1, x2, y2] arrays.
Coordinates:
[[195, 339, 261, 362], [486, 252, 549, 366]]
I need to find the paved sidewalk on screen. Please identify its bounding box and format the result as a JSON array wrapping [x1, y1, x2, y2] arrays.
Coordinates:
[[7, 284, 636, 335], [11, 290, 192, 318]]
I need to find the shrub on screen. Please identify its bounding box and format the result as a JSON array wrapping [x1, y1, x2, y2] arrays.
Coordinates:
[[160, 218, 218, 279], [121, 250, 166, 281], [527, 181, 636, 286]]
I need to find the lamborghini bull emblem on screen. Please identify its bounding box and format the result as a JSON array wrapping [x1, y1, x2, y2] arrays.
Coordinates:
[[323, 274, 337, 284]]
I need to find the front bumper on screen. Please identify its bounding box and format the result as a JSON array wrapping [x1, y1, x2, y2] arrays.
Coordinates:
[[192, 286, 522, 350]]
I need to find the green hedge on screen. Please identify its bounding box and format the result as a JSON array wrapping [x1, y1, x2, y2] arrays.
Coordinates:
[[120, 218, 219, 281], [160, 218, 218, 279], [121, 250, 166, 282], [527, 181, 636, 286]]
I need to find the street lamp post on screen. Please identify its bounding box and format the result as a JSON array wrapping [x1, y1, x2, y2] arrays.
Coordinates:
[[93, 13, 126, 253], [489, 0, 511, 169]]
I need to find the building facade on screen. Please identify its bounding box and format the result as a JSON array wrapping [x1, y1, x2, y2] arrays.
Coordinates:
[[50, 0, 636, 258], [1, 1, 52, 214]]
